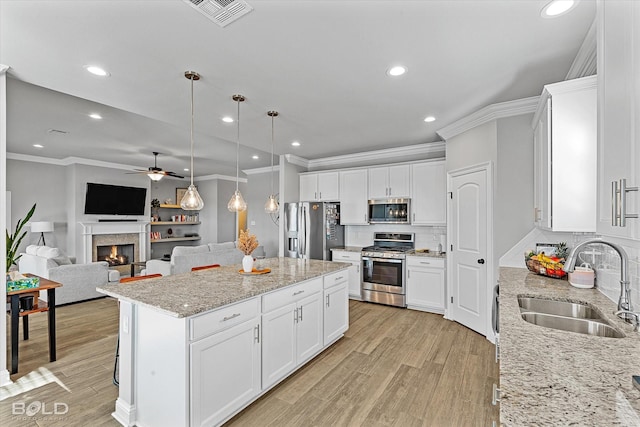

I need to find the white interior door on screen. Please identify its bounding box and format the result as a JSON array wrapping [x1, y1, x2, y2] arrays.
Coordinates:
[[449, 167, 488, 336]]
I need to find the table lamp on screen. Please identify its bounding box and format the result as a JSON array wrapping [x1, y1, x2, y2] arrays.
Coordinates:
[[31, 221, 54, 246]]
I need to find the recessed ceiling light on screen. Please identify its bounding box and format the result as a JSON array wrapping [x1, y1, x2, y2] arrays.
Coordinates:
[[291, 141, 301, 147], [184, 168, 189, 172], [89, 113, 102, 119], [222, 116, 234, 123], [541, 0, 577, 18], [424, 116, 436, 123], [387, 65, 407, 77], [252, 155, 259, 160], [84, 65, 110, 77], [33, 144, 44, 148]]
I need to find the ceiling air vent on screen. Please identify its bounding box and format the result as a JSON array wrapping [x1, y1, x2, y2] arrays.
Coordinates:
[[183, 0, 253, 28]]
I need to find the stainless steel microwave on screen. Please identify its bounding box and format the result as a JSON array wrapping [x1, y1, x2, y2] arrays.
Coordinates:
[[368, 199, 411, 224]]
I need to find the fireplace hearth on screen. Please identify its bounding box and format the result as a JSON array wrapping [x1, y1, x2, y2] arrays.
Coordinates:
[[97, 244, 134, 267]]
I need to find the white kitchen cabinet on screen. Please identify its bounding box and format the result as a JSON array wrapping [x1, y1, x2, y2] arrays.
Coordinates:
[[411, 161, 446, 225], [323, 275, 349, 346], [299, 172, 339, 201], [331, 250, 362, 299], [368, 165, 410, 199], [596, 0, 640, 239], [190, 318, 261, 427], [406, 256, 445, 314], [532, 75, 597, 232], [261, 278, 323, 389], [339, 169, 368, 224]]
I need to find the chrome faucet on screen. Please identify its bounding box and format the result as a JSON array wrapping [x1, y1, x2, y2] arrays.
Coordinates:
[[615, 310, 640, 331], [563, 239, 632, 321]]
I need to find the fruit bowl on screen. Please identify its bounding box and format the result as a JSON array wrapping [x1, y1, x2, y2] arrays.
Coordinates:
[[525, 253, 567, 279]]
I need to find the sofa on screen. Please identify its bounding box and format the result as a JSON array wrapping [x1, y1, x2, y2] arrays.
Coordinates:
[[144, 242, 265, 276], [18, 245, 120, 305]]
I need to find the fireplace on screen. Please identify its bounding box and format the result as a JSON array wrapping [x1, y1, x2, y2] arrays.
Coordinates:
[[97, 244, 134, 267]]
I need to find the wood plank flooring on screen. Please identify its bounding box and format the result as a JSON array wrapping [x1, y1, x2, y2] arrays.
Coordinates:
[[2, 298, 499, 427]]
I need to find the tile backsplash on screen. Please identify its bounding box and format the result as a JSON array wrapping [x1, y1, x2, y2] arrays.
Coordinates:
[[590, 240, 640, 311], [345, 224, 446, 251]]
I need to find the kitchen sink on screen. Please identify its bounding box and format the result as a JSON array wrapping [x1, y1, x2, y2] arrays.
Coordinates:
[[517, 297, 604, 320], [520, 312, 625, 338]]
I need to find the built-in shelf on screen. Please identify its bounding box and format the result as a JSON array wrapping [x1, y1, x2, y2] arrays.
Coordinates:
[[150, 236, 201, 244], [159, 204, 182, 209], [151, 221, 201, 226]]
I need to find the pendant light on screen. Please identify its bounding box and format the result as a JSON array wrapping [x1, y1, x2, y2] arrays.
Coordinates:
[[180, 71, 205, 211], [264, 110, 279, 213], [227, 94, 247, 212]]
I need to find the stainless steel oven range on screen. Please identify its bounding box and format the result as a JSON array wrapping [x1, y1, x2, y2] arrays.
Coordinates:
[[361, 232, 415, 308]]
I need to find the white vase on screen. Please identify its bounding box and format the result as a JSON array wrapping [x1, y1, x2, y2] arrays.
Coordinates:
[[242, 255, 254, 273]]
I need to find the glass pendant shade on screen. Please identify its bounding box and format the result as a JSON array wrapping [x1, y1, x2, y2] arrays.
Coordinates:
[[264, 194, 279, 213], [148, 172, 164, 181], [181, 184, 205, 210], [228, 189, 247, 212]]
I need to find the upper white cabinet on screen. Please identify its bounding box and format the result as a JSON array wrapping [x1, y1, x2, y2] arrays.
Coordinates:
[[411, 161, 446, 225], [532, 75, 597, 232], [596, 0, 640, 239], [299, 172, 339, 201], [368, 165, 410, 199], [339, 169, 368, 225]]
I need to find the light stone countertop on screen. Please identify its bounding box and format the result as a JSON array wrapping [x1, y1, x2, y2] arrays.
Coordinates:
[[330, 246, 363, 253], [97, 257, 349, 318], [499, 267, 640, 426], [407, 251, 446, 259]]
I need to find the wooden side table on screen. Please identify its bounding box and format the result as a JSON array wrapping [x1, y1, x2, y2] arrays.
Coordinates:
[[6, 275, 62, 374]]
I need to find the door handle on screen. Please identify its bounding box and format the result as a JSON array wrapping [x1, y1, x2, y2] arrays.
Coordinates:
[[478, 259, 485, 264]]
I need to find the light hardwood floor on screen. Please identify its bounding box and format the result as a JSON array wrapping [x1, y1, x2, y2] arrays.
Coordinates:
[[3, 298, 499, 426]]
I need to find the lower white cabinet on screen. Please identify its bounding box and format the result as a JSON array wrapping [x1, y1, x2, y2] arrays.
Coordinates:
[[262, 278, 323, 389], [190, 318, 261, 427], [406, 256, 445, 313], [323, 274, 349, 345], [331, 250, 362, 299]]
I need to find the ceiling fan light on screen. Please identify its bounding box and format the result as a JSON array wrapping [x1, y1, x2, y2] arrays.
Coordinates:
[[148, 172, 164, 181], [228, 190, 247, 212], [264, 195, 279, 213], [181, 184, 205, 210]]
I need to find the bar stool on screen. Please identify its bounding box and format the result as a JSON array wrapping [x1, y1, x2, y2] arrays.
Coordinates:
[[191, 264, 220, 271], [113, 274, 162, 386]]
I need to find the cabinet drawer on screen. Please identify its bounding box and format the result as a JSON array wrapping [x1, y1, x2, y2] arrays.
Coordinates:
[[190, 298, 259, 341], [323, 269, 349, 289], [332, 251, 361, 262], [262, 277, 322, 313], [406, 256, 445, 269]]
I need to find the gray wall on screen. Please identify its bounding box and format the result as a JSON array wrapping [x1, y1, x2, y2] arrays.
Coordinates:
[[193, 179, 218, 245], [246, 171, 280, 257]]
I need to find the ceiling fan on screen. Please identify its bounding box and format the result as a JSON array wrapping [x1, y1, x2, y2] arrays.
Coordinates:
[[129, 152, 184, 181]]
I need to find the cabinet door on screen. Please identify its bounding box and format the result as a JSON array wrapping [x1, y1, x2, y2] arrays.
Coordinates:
[[596, 0, 640, 238], [406, 265, 445, 313], [339, 169, 369, 225], [262, 303, 297, 389], [533, 100, 551, 229], [295, 292, 323, 365], [318, 172, 339, 201], [411, 162, 446, 225], [347, 262, 361, 298], [323, 282, 349, 345], [299, 174, 318, 201], [368, 167, 389, 199], [388, 165, 410, 197], [191, 319, 261, 427]]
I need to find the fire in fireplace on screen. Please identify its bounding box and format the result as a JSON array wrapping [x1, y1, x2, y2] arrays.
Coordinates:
[[97, 244, 134, 267]]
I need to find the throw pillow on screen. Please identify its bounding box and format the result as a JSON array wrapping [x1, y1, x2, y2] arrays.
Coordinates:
[[53, 255, 73, 266], [36, 246, 61, 258], [26, 245, 39, 255]]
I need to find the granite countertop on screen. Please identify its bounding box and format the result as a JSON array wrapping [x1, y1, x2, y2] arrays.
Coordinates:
[[499, 267, 640, 426], [97, 257, 349, 318], [407, 251, 446, 259], [330, 246, 362, 253]]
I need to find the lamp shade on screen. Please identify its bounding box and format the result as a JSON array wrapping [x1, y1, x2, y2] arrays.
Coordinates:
[[30, 221, 54, 233]]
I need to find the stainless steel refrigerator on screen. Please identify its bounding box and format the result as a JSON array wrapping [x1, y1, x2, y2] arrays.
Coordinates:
[[285, 202, 344, 261]]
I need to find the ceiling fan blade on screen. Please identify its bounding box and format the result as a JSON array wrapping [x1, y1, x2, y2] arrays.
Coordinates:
[[166, 171, 185, 179]]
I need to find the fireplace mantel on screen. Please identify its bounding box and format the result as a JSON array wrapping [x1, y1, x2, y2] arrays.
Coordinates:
[[80, 222, 149, 264]]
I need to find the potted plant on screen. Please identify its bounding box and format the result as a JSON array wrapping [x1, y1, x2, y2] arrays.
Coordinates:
[[6, 203, 36, 271], [151, 198, 161, 221], [238, 229, 259, 272]]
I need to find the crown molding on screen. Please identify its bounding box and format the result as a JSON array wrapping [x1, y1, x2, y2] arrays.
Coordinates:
[[284, 154, 309, 168], [436, 96, 538, 141], [194, 174, 247, 183], [243, 165, 280, 175], [7, 152, 141, 170], [307, 142, 445, 169], [0, 64, 9, 74], [566, 18, 596, 80]]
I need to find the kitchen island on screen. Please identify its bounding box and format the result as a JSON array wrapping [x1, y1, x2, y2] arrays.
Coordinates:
[[499, 267, 640, 426], [98, 257, 351, 427]]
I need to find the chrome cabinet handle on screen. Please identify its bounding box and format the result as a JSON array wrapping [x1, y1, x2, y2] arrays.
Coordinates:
[[254, 324, 260, 343], [335, 276, 344, 281], [612, 180, 619, 226], [319, 191, 322, 200], [326, 294, 330, 307], [294, 307, 299, 323], [222, 313, 241, 322], [293, 290, 305, 296], [420, 261, 431, 265], [621, 178, 638, 226], [492, 383, 501, 406], [413, 213, 415, 222], [299, 306, 303, 321]]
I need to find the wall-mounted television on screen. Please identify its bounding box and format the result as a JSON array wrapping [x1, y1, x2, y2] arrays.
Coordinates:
[[84, 183, 147, 216]]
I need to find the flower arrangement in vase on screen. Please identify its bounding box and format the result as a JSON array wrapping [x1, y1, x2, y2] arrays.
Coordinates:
[[238, 229, 259, 272]]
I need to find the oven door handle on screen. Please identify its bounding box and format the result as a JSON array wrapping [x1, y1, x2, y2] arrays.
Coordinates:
[[361, 257, 403, 264]]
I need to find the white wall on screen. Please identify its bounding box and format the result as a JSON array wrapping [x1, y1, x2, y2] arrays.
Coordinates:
[[246, 171, 280, 257]]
